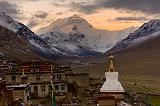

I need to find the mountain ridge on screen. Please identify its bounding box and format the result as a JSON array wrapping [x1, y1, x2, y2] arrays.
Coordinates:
[[0, 12, 62, 60], [110, 19, 160, 53]]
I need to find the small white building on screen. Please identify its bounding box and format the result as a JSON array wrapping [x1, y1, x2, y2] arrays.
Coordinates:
[[6, 83, 30, 104]]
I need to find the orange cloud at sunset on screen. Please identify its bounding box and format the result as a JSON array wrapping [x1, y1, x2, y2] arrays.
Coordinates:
[[2, 0, 159, 31]]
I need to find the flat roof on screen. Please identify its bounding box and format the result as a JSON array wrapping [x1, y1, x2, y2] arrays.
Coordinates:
[[7, 83, 30, 90], [66, 73, 89, 76]]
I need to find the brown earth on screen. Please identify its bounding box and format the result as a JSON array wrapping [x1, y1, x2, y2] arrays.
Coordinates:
[[0, 25, 44, 60]]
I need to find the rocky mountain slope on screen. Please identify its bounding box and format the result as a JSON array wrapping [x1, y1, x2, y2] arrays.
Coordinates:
[[111, 20, 160, 52], [104, 20, 160, 78], [0, 12, 61, 60]]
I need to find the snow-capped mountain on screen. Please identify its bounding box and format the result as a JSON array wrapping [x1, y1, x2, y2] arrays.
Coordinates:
[[0, 12, 61, 60], [111, 20, 160, 52], [41, 25, 101, 56], [37, 14, 136, 54]]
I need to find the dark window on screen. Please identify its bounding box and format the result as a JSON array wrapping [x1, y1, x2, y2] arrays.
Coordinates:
[[55, 85, 59, 90], [11, 76, 16, 81], [36, 75, 40, 81], [41, 86, 45, 92], [49, 85, 52, 92], [2, 76, 6, 80], [61, 85, 65, 90], [52, 75, 55, 80], [34, 86, 38, 92], [57, 74, 61, 80], [110, 69, 114, 72]]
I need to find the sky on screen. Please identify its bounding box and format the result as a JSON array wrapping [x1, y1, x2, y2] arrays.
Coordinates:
[[1, 0, 160, 32]]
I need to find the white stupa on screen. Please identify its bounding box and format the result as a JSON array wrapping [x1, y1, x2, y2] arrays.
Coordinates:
[[100, 55, 124, 93]]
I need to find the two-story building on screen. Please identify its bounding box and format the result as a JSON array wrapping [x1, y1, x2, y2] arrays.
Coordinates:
[[4, 61, 69, 99]]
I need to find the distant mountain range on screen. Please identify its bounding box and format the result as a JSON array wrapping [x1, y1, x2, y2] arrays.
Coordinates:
[[0, 13, 137, 60], [3, 12, 160, 61]]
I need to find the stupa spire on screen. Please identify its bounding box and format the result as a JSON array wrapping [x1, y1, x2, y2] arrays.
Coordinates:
[[108, 54, 115, 72]]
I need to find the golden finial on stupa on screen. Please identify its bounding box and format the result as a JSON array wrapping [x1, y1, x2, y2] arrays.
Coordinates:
[[108, 53, 115, 72]]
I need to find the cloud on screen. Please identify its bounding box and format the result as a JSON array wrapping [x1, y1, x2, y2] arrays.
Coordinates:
[[35, 11, 48, 18], [69, 1, 101, 14], [70, 0, 160, 15], [22, 0, 38, 1], [0, 1, 20, 19], [55, 12, 63, 15], [58, 0, 66, 2], [27, 19, 39, 28], [52, 3, 67, 7], [27, 11, 48, 29], [70, 1, 99, 14], [114, 16, 149, 21]]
